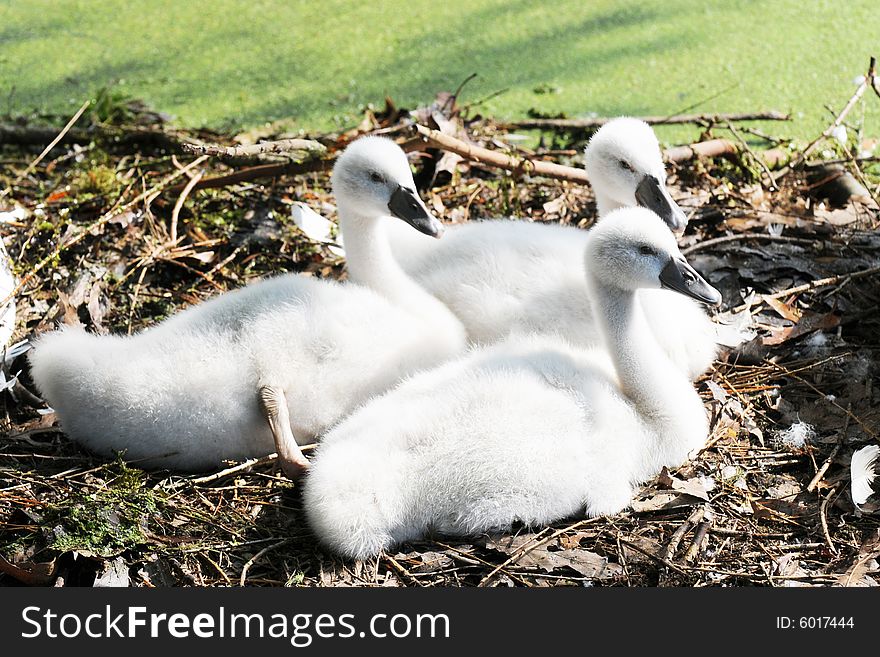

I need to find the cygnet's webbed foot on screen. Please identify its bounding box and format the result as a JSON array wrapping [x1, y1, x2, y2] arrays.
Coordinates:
[[259, 384, 310, 479]]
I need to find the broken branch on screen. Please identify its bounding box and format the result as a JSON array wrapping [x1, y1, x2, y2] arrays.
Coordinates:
[[181, 138, 326, 158], [414, 124, 590, 184]]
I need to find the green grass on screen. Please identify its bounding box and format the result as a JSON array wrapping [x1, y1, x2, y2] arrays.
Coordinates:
[[1, 0, 878, 144]]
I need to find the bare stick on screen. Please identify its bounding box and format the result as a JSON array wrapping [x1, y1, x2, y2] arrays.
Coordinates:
[[732, 264, 880, 313], [681, 233, 816, 256], [774, 57, 877, 181], [684, 517, 712, 563], [383, 554, 424, 586], [239, 538, 291, 586], [502, 110, 790, 132], [807, 404, 852, 493], [186, 454, 280, 486], [819, 486, 840, 556], [170, 168, 204, 243], [182, 138, 326, 158], [259, 385, 310, 479], [873, 57, 880, 99], [763, 266, 880, 300], [661, 506, 704, 560], [0, 100, 91, 199], [414, 124, 590, 183], [662, 139, 738, 163]]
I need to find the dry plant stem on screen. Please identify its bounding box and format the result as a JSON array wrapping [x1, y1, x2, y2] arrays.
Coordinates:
[[806, 403, 852, 493], [681, 232, 816, 256], [819, 486, 840, 556], [170, 168, 204, 243], [0, 154, 208, 309], [181, 454, 282, 487], [182, 138, 325, 158], [259, 385, 310, 479], [662, 506, 704, 560], [239, 539, 291, 586], [504, 111, 790, 132], [840, 142, 880, 209], [414, 124, 590, 184], [662, 139, 738, 163], [0, 99, 91, 200], [684, 516, 712, 563], [725, 120, 777, 190], [383, 554, 423, 587], [731, 264, 880, 313], [774, 56, 877, 182]]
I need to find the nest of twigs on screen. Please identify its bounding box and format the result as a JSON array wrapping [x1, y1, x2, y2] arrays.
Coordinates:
[[0, 90, 879, 587]]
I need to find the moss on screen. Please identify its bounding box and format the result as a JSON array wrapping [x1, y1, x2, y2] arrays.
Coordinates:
[[45, 462, 160, 557], [71, 164, 121, 198]]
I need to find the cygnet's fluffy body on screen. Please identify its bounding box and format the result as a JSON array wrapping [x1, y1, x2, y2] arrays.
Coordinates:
[[29, 137, 466, 471], [304, 208, 719, 559], [382, 118, 718, 378]]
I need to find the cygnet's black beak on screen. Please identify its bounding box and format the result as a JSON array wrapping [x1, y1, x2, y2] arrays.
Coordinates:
[[635, 175, 688, 234], [388, 184, 444, 238], [659, 257, 722, 306]]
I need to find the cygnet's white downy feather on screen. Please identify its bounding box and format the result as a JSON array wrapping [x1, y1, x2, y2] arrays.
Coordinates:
[[0, 236, 17, 347], [304, 207, 719, 560], [380, 118, 718, 379], [29, 137, 466, 471], [851, 445, 879, 507]]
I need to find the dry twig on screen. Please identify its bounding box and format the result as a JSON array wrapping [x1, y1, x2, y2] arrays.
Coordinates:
[[503, 110, 790, 132], [182, 138, 326, 158], [414, 124, 590, 184]]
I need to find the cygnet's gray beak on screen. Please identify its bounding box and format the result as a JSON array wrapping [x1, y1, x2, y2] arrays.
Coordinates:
[[635, 175, 688, 234], [659, 257, 722, 306], [388, 184, 444, 238]]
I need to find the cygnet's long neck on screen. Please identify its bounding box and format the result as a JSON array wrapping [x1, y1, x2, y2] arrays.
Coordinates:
[[588, 278, 703, 446], [338, 202, 465, 340], [593, 189, 625, 218]]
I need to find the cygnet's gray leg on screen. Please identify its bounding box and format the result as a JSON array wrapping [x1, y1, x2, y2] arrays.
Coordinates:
[[259, 385, 310, 479]]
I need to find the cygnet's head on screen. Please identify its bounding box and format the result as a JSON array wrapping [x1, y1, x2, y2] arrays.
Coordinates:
[[332, 136, 444, 238], [585, 207, 721, 305], [584, 118, 688, 234]]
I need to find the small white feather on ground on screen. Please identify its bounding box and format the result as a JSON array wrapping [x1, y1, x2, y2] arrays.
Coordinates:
[[850, 445, 879, 507], [290, 202, 345, 256], [774, 421, 816, 451], [0, 237, 17, 347]]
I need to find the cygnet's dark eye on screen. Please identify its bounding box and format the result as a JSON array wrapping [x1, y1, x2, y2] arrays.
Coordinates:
[[618, 159, 635, 172], [369, 171, 386, 184], [638, 245, 656, 256]]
